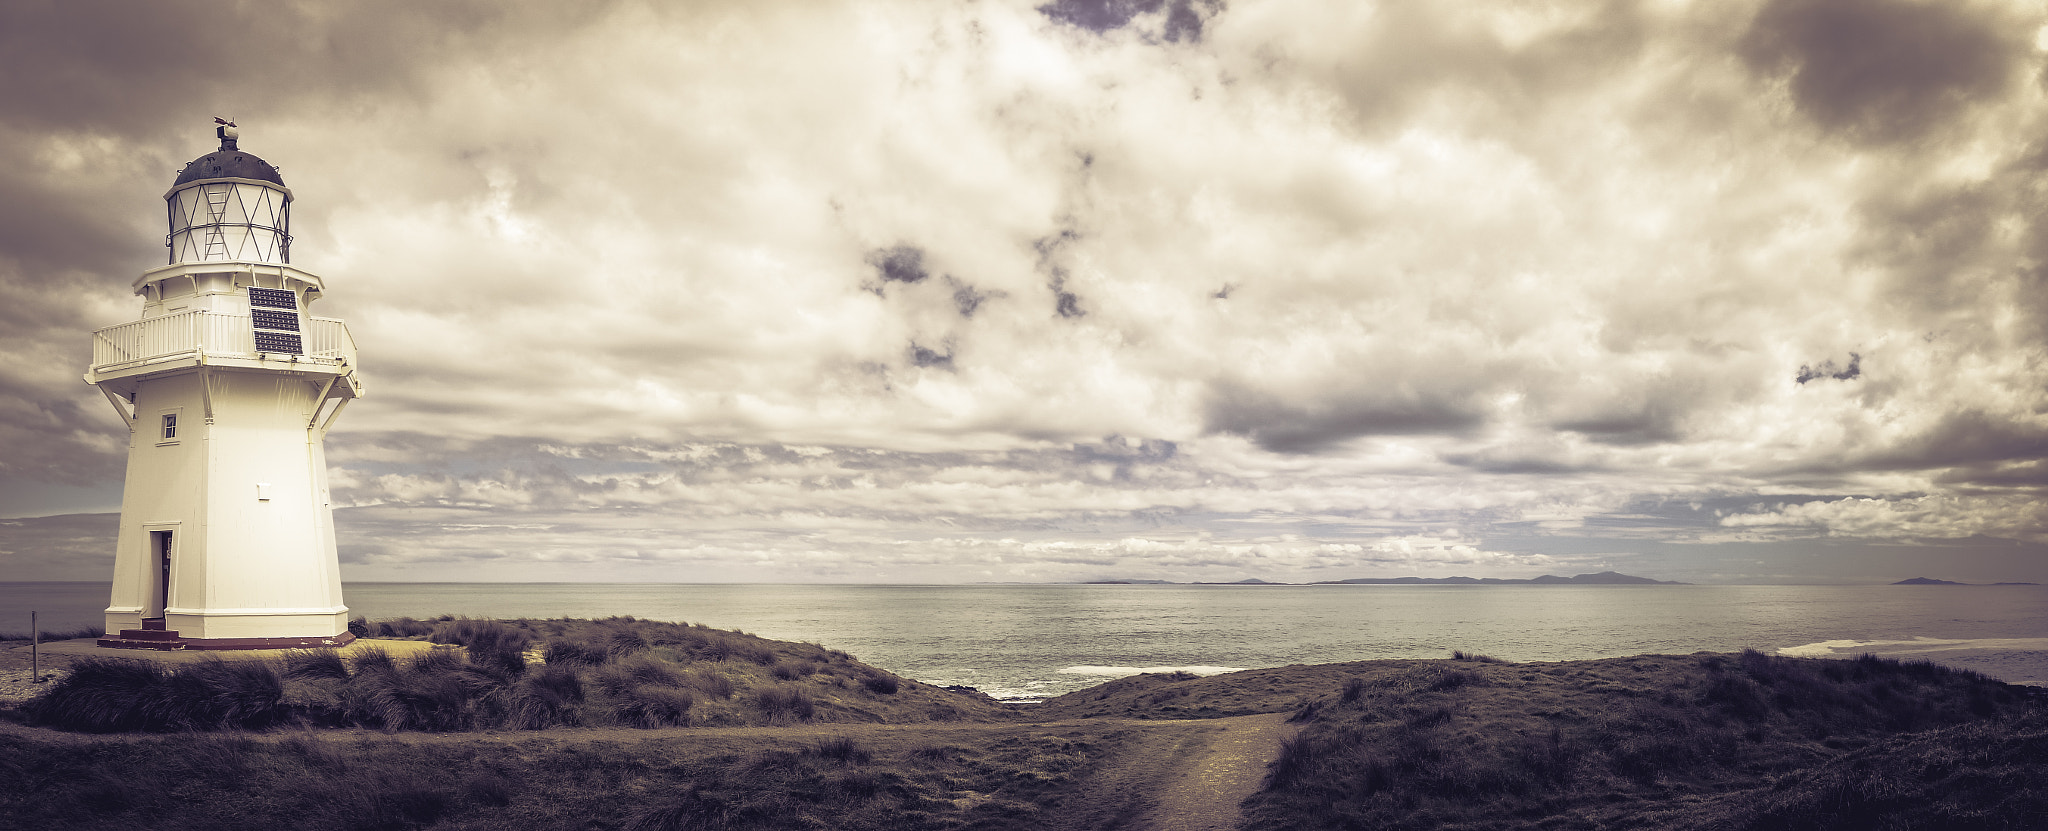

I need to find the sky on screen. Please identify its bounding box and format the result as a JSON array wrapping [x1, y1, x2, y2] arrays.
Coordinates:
[[3, 0, 2047, 585]]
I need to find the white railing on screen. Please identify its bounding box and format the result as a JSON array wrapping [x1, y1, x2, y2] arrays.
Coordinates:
[[90, 311, 357, 371]]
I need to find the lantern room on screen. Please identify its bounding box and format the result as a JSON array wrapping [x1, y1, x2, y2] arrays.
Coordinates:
[[164, 122, 293, 265]]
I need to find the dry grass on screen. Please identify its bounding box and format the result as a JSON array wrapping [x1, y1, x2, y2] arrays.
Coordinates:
[[1241, 650, 2044, 831], [20, 616, 1008, 733], [0, 717, 1123, 831], [8, 627, 2040, 831]]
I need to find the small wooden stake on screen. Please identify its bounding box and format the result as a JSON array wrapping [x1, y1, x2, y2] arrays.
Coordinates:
[[31, 611, 39, 684]]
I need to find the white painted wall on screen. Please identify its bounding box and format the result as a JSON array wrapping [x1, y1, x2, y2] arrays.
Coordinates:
[[104, 367, 350, 639]]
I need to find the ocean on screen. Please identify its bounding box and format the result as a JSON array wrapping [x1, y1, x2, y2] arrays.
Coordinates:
[[6, 582, 2045, 700]]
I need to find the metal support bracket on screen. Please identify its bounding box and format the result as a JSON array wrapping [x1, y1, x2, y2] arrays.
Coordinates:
[[315, 398, 351, 438], [308, 377, 338, 428], [98, 386, 136, 429]]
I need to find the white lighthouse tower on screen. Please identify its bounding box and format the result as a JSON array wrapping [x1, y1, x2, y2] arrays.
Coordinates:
[[87, 122, 361, 650]]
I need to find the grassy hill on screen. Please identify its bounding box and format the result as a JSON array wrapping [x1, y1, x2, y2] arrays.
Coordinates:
[[2, 620, 2041, 830]]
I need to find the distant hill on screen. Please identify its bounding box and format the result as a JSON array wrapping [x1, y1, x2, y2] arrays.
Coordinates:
[[1894, 577, 2040, 586], [1318, 570, 1687, 586]]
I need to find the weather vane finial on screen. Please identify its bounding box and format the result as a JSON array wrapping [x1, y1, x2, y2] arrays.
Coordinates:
[[214, 116, 239, 151]]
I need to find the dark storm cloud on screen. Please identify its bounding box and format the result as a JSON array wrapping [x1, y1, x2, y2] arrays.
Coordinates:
[[1741, 0, 2025, 145], [1795, 353, 1860, 384], [0, 1, 601, 134], [0, 389, 124, 486], [1936, 461, 2048, 490], [1206, 382, 1488, 454], [1845, 410, 2048, 474], [1553, 408, 1683, 446], [0, 512, 115, 580], [1039, 0, 1221, 43], [946, 277, 995, 318], [909, 342, 955, 369], [867, 245, 930, 285], [1032, 230, 1086, 318]]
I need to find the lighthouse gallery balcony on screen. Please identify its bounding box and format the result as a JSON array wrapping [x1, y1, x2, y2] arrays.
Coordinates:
[[87, 311, 360, 397]]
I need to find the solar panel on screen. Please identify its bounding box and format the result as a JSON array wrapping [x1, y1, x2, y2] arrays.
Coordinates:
[[251, 309, 300, 331], [253, 331, 303, 354], [248, 287, 297, 309]]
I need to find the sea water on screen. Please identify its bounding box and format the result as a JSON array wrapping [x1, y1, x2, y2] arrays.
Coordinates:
[[5, 582, 2044, 700]]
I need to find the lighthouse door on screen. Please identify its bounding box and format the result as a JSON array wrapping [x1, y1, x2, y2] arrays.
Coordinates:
[[149, 530, 173, 621]]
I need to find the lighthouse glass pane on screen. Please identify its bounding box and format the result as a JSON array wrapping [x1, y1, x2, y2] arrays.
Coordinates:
[[167, 182, 291, 264], [249, 287, 297, 309]]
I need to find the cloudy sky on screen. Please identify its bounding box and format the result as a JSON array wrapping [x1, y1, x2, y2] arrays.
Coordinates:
[[4, 0, 2047, 584]]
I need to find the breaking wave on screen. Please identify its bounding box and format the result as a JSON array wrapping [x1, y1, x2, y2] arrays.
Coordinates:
[[1777, 637, 2048, 657], [1058, 665, 1245, 677]]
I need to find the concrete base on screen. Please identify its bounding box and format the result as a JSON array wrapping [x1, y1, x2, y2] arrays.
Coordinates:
[[98, 630, 356, 651], [20, 637, 439, 667]]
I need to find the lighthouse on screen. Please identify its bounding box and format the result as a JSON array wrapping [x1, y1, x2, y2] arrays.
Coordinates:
[[87, 122, 362, 650]]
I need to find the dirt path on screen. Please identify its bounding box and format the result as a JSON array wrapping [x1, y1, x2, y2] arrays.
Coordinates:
[[1044, 712, 1296, 831]]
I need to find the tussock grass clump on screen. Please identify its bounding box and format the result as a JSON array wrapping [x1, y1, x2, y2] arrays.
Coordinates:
[[543, 638, 611, 666], [373, 617, 436, 638], [27, 657, 291, 733], [754, 685, 816, 722], [283, 649, 350, 681], [26, 658, 172, 732], [508, 664, 584, 730], [808, 736, 873, 765], [26, 617, 995, 735], [616, 685, 695, 728], [1243, 652, 2036, 831], [0, 625, 104, 642], [429, 618, 532, 674]]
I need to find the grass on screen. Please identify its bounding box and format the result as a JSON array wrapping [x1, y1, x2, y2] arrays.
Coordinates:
[[0, 625, 104, 642], [21, 616, 1005, 733], [10, 623, 2041, 830], [0, 717, 1117, 831], [1241, 650, 2045, 831]]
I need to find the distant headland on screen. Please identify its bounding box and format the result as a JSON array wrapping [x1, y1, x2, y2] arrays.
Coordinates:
[[1893, 577, 2041, 586], [1083, 571, 1688, 586]]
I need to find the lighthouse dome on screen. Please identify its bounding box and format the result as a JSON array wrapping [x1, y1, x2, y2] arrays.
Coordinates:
[[173, 147, 284, 186]]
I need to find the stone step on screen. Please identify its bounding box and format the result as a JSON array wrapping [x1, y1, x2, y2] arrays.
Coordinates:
[[141, 618, 168, 631], [98, 636, 186, 651]]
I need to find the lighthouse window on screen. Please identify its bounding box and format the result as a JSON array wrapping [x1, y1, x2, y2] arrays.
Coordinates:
[[162, 413, 177, 440]]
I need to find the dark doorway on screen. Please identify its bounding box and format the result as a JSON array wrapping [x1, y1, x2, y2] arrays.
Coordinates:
[[149, 530, 173, 621]]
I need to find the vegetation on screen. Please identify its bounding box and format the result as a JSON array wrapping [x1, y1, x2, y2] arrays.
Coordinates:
[[0, 625, 103, 642], [22, 617, 1002, 733], [1242, 650, 2044, 831], [0, 725, 1110, 831], [6, 622, 2042, 830]]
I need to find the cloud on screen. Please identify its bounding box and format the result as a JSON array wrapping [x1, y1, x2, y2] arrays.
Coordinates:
[[1039, 0, 1222, 43], [1795, 353, 1860, 384], [1719, 494, 2048, 543], [4, 1, 2048, 583], [1741, 0, 2027, 146]]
